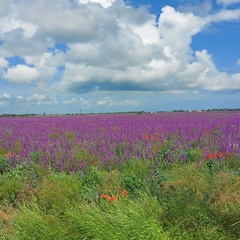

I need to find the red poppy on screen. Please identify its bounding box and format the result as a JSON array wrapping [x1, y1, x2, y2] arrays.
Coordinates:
[[122, 189, 127, 197], [101, 193, 109, 199], [207, 152, 232, 160], [207, 153, 215, 159], [111, 195, 119, 201]]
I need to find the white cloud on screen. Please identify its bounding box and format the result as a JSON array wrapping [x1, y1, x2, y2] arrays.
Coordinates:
[[207, 8, 240, 22], [0, 101, 6, 107], [0, 58, 8, 68], [2, 93, 11, 99], [162, 90, 188, 94], [97, 96, 112, 106], [119, 99, 139, 106], [158, 6, 206, 54], [24, 52, 65, 68], [229, 73, 240, 90], [0, 0, 240, 113], [97, 96, 138, 107], [237, 59, 240, 65], [23, 51, 66, 84], [0, 92, 11, 107], [63, 97, 77, 105], [176, 50, 226, 91], [217, 0, 240, 5], [57, 6, 208, 93], [4, 65, 40, 84], [15, 0, 117, 43], [0, 19, 38, 39], [78, 0, 116, 8], [129, 19, 160, 45], [16, 95, 24, 100], [27, 94, 46, 101], [0, 0, 11, 17], [178, 1, 212, 16], [63, 97, 91, 107], [26, 94, 58, 105]]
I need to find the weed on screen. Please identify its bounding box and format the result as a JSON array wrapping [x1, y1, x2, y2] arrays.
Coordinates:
[[0, 156, 9, 174]]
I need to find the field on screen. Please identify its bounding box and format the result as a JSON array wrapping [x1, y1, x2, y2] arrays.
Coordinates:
[[0, 112, 239, 239]]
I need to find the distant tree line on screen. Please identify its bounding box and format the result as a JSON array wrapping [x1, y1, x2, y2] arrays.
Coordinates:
[[0, 113, 39, 117], [1, 108, 240, 117], [172, 108, 240, 113]]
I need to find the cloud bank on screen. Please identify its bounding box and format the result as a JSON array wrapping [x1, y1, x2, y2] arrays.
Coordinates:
[[0, 0, 240, 112]]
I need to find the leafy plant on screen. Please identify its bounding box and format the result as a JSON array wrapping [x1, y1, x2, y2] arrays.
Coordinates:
[[0, 156, 9, 174], [121, 172, 144, 195]]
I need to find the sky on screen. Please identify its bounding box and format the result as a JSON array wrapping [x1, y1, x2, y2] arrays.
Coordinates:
[[0, 0, 240, 114]]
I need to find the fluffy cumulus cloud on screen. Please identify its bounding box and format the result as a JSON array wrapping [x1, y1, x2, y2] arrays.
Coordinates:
[[0, 0, 240, 113], [0, 58, 8, 68], [57, 4, 209, 93], [4, 65, 40, 84]]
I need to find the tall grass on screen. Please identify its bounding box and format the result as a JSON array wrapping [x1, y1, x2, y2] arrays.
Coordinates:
[[0, 155, 239, 239]]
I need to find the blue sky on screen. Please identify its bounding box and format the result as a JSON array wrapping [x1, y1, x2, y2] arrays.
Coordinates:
[[0, 0, 240, 114]]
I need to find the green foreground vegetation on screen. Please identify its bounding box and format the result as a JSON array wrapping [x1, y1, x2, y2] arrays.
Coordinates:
[[0, 154, 239, 239]]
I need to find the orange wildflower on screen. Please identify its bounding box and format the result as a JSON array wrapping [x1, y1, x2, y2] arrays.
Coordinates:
[[122, 189, 127, 197], [101, 193, 109, 199], [204, 131, 212, 136], [3, 153, 11, 157], [143, 133, 151, 140], [207, 152, 232, 160], [2, 152, 21, 158], [207, 153, 215, 159], [101, 189, 127, 202], [102, 193, 118, 202], [110, 195, 119, 201], [143, 134, 159, 141]]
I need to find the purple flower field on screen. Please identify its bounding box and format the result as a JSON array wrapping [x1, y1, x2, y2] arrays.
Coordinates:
[[0, 111, 240, 173]]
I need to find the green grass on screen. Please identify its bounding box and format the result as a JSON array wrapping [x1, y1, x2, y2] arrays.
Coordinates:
[[0, 154, 239, 239]]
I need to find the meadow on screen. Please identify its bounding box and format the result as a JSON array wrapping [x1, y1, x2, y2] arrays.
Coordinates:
[[0, 112, 239, 239]]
